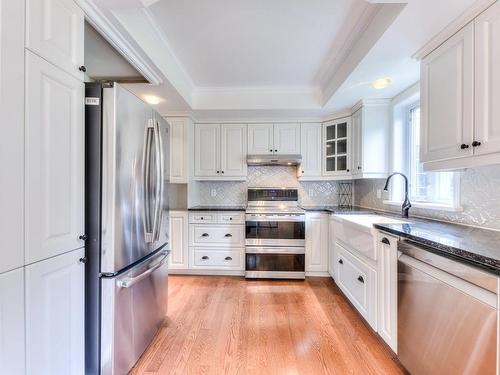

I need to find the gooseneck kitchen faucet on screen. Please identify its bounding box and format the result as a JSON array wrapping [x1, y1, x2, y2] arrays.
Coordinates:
[[383, 172, 412, 218]]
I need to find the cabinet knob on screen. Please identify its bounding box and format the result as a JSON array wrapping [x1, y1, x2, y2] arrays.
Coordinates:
[[338, 259, 343, 264], [221, 171, 224, 174], [472, 141, 482, 147], [201, 256, 209, 260], [269, 149, 273, 153], [79, 257, 88, 264], [302, 170, 304, 174], [78, 65, 86, 72], [79, 234, 88, 241], [274, 149, 277, 152], [357, 166, 361, 170], [381, 237, 390, 245], [224, 256, 232, 261], [201, 233, 209, 237], [224, 233, 232, 237], [229, 217, 233, 220], [347, 169, 350, 172], [460, 143, 470, 149], [357, 276, 364, 283], [216, 171, 220, 174]]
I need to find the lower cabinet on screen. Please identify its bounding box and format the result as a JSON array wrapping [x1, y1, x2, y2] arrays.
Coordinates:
[[328, 216, 336, 279], [190, 248, 244, 270], [169, 211, 189, 270], [305, 212, 329, 275], [25, 248, 85, 375], [0, 268, 25, 375], [335, 242, 377, 329]]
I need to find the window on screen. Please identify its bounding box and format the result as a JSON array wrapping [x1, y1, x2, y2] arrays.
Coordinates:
[[389, 101, 460, 210]]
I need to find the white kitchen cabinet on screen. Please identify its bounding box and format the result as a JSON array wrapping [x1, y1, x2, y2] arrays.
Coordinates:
[[25, 248, 85, 375], [167, 117, 190, 183], [299, 123, 322, 178], [351, 101, 390, 178], [194, 123, 220, 177], [220, 124, 248, 177], [194, 123, 247, 180], [25, 51, 85, 264], [247, 123, 274, 154], [305, 212, 329, 275], [273, 123, 301, 154], [0, 0, 25, 274], [335, 242, 377, 330], [474, 2, 500, 157], [420, 22, 474, 163], [323, 117, 351, 177], [377, 231, 398, 353], [26, 0, 85, 80], [328, 216, 336, 279], [0, 268, 25, 375], [169, 211, 189, 270]]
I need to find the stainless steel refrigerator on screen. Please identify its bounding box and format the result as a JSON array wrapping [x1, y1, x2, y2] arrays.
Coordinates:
[[84, 82, 170, 375]]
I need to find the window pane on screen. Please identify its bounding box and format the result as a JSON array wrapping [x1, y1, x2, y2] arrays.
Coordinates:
[[326, 157, 336, 171], [337, 139, 347, 154], [337, 123, 347, 138], [326, 125, 335, 140], [326, 141, 335, 156], [337, 156, 347, 171]]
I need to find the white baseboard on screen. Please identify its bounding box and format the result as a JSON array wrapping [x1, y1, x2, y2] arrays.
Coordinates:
[[305, 271, 332, 277], [169, 269, 245, 277]]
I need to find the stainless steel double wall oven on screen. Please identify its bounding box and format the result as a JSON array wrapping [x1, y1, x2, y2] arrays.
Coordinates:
[[245, 188, 306, 279]]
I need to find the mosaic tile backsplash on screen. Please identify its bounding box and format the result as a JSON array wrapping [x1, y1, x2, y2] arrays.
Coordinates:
[[192, 166, 345, 207], [354, 164, 500, 230]]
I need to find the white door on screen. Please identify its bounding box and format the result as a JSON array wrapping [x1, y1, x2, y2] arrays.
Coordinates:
[[169, 211, 189, 270], [26, 0, 84, 80], [0, 0, 25, 273], [247, 124, 274, 154], [25, 249, 85, 375], [168, 117, 189, 183], [274, 123, 301, 154], [351, 109, 362, 175], [305, 213, 329, 273], [220, 124, 247, 177], [25, 52, 85, 264], [194, 123, 220, 177], [420, 22, 474, 162], [0, 268, 25, 375], [474, 2, 500, 156], [299, 123, 322, 177]]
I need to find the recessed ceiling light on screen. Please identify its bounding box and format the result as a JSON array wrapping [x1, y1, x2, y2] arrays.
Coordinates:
[[143, 95, 161, 105], [371, 78, 392, 90]]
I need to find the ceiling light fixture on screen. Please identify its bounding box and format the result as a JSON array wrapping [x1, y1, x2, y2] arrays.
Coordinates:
[[143, 95, 162, 105], [371, 78, 392, 90]]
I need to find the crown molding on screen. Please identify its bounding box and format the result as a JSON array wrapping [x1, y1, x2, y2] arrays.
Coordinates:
[[413, 0, 496, 60], [76, 0, 163, 85]]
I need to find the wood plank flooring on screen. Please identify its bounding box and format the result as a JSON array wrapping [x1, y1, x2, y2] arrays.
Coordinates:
[[130, 276, 405, 375]]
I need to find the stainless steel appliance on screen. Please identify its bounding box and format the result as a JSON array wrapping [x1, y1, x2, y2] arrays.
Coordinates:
[[85, 82, 170, 375], [398, 240, 497, 375], [247, 154, 302, 166], [245, 188, 305, 279]]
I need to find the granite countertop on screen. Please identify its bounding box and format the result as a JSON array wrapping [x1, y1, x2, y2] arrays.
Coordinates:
[[188, 205, 246, 211], [374, 219, 500, 274], [299, 205, 378, 214]]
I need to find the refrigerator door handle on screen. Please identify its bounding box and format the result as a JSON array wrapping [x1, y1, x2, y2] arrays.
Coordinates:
[[142, 119, 155, 243], [116, 252, 168, 288], [152, 120, 164, 242]]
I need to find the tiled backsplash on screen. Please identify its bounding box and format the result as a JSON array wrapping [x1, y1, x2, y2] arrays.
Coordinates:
[[355, 164, 500, 230], [191, 166, 347, 206]]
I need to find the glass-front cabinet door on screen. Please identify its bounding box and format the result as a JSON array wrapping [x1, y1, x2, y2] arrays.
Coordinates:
[[322, 117, 351, 176]]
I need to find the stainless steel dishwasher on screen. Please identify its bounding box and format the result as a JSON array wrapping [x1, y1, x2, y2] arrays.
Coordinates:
[[398, 240, 498, 375]]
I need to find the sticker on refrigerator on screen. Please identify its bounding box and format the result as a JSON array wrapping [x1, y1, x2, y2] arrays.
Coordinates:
[[85, 97, 100, 106]]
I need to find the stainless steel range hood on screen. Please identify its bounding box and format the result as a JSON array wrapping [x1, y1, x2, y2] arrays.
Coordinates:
[[247, 154, 302, 166]]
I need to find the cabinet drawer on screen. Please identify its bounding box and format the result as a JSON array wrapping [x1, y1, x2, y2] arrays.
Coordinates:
[[334, 220, 376, 261], [189, 212, 218, 224], [191, 248, 244, 269], [335, 242, 377, 328], [189, 225, 245, 247], [219, 212, 245, 224]]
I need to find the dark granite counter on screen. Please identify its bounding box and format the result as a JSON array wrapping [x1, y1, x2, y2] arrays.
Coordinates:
[[374, 219, 500, 274], [299, 205, 378, 214], [188, 206, 246, 211]]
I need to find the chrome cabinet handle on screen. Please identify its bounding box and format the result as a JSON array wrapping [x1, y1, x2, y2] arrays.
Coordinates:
[[224, 233, 232, 237], [381, 237, 390, 245], [201, 233, 209, 237], [201, 256, 209, 260], [338, 259, 343, 264], [225, 256, 232, 261], [357, 276, 364, 283]]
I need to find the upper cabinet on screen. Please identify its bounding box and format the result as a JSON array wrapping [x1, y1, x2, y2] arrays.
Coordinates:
[[248, 123, 300, 155], [299, 123, 322, 178], [26, 0, 85, 80], [194, 123, 247, 180], [167, 117, 190, 184], [323, 117, 351, 177], [420, 1, 500, 170], [351, 101, 390, 178], [25, 52, 85, 264], [0, 0, 25, 274]]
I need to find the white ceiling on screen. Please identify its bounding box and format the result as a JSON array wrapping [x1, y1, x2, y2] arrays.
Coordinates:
[[148, 0, 360, 87]]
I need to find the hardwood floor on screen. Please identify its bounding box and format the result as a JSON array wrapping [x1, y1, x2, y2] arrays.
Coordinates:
[[130, 276, 405, 375]]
